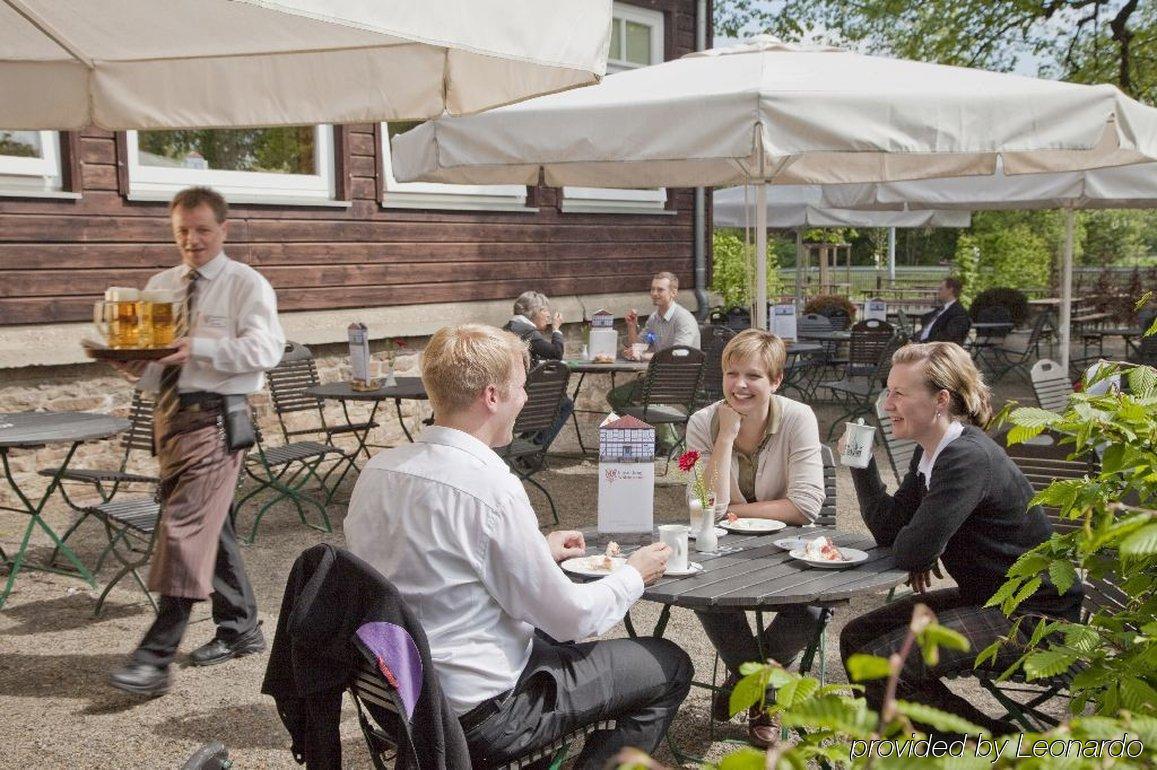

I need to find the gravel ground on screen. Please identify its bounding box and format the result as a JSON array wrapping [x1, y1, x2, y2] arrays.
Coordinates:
[[0, 373, 1064, 768]]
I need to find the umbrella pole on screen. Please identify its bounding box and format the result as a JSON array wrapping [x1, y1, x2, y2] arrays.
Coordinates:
[[1060, 208, 1074, 373], [888, 227, 896, 286], [795, 230, 803, 306], [756, 183, 769, 330]]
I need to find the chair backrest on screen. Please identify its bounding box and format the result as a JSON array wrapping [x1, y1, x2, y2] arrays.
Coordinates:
[[266, 341, 327, 440], [874, 389, 916, 485], [1133, 333, 1157, 367], [639, 345, 706, 414], [512, 360, 571, 435], [1025, 311, 1054, 351], [698, 324, 737, 403], [1004, 439, 1095, 534], [848, 319, 894, 371], [824, 308, 851, 331], [120, 391, 157, 456], [797, 313, 833, 338], [894, 309, 912, 341], [814, 444, 837, 526], [1031, 359, 1073, 413]]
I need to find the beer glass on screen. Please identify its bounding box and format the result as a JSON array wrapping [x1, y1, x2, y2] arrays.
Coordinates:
[[92, 287, 141, 348], [140, 289, 182, 347]]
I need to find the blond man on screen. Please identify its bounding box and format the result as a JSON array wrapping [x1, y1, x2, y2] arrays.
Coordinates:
[[345, 324, 691, 769]]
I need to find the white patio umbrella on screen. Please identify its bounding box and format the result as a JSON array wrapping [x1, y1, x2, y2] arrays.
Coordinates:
[[713, 185, 971, 304], [0, 0, 612, 129], [803, 163, 1157, 370], [393, 36, 1157, 328]]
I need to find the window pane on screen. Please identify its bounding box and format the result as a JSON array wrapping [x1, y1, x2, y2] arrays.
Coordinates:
[[625, 21, 652, 65], [0, 131, 43, 158], [610, 19, 622, 61], [137, 128, 316, 174]]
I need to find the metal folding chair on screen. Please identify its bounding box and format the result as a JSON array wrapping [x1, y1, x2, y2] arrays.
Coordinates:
[[620, 345, 706, 470], [819, 322, 899, 439], [495, 361, 571, 525], [988, 312, 1055, 383], [696, 323, 736, 407], [266, 341, 377, 493], [1030, 359, 1074, 413]]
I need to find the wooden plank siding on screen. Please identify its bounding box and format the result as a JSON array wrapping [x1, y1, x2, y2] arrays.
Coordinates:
[[0, 0, 707, 328]]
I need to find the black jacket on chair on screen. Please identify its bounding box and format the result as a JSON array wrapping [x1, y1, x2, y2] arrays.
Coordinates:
[[262, 543, 470, 770], [919, 301, 971, 345]]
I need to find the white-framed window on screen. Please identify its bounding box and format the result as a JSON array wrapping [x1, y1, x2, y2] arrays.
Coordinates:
[[380, 121, 531, 211], [125, 126, 341, 206], [0, 130, 66, 197], [562, 2, 667, 214]]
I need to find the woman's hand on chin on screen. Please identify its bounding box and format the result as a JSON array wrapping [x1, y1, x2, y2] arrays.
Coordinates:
[[717, 402, 743, 443]]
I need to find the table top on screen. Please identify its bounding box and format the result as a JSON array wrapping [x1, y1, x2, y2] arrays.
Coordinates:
[[1079, 326, 1141, 338], [581, 525, 905, 610], [784, 341, 823, 355], [972, 321, 1015, 331], [0, 411, 131, 449], [564, 359, 650, 374], [307, 378, 428, 402], [798, 330, 852, 342]]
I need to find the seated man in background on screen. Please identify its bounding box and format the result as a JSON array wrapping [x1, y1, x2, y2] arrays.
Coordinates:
[[609, 271, 701, 449], [345, 324, 691, 769], [918, 277, 971, 346], [502, 290, 573, 448]]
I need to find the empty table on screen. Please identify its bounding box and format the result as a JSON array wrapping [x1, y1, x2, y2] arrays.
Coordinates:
[[563, 359, 649, 454], [307, 378, 430, 445], [0, 411, 130, 608]]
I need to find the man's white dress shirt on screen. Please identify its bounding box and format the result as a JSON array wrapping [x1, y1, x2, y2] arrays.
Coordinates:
[[919, 299, 956, 342], [138, 252, 285, 395], [344, 426, 644, 715], [917, 420, 965, 489]]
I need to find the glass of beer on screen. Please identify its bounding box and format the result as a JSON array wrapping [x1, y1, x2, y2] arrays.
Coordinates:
[[140, 289, 182, 348], [93, 287, 141, 348]]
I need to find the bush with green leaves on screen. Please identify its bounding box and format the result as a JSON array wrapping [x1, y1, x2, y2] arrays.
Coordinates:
[[613, 603, 1156, 770], [712, 230, 785, 310], [983, 306, 1157, 719], [971, 287, 1030, 326]]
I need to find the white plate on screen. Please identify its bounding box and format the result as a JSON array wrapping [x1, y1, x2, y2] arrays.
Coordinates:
[[788, 546, 870, 569], [561, 556, 627, 578], [688, 526, 726, 540], [720, 518, 787, 534], [773, 536, 810, 551], [664, 562, 703, 577]]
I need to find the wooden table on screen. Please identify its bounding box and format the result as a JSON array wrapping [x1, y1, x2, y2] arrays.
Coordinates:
[[563, 359, 649, 454], [579, 525, 907, 665], [307, 378, 429, 445], [0, 411, 131, 608]]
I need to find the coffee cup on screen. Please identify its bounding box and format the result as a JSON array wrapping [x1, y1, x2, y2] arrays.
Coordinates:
[[631, 341, 647, 359], [841, 419, 876, 468], [658, 524, 689, 572]]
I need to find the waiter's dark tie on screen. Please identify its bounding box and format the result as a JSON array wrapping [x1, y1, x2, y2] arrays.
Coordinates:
[[155, 269, 201, 431]]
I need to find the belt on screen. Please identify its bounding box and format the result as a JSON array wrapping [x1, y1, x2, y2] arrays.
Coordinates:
[[458, 688, 514, 734], [178, 392, 225, 411]]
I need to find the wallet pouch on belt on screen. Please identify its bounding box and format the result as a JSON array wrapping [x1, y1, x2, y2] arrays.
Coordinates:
[[222, 394, 256, 451]]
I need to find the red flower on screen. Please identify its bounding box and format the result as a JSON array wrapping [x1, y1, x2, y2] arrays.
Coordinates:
[[393, 338, 408, 348], [677, 450, 700, 473]]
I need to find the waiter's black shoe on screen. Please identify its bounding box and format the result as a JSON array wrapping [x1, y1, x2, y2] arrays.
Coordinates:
[[190, 622, 266, 667], [109, 662, 171, 697]]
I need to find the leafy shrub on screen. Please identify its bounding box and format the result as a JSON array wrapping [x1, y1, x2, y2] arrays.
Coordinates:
[[804, 294, 858, 326], [712, 231, 784, 310], [971, 287, 1030, 326]]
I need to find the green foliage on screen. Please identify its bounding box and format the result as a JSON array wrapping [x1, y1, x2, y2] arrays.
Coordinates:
[[994, 333, 1157, 717], [970, 287, 1030, 326], [138, 127, 316, 174], [711, 230, 785, 309], [803, 294, 858, 323], [956, 213, 1058, 296]]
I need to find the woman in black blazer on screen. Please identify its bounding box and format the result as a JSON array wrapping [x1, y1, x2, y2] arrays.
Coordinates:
[[840, 342, 1082, 735]]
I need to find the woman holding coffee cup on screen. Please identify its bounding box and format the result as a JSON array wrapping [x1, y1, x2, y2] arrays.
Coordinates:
[[838, 341, 1083, 735], [684, 329, 826, 745]]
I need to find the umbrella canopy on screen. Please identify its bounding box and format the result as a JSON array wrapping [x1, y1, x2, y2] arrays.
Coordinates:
[[803, 163, 1157, 371], [392, 36, 1157, 328], [393, 36, 1157, 188], [713, 186, 972, 228], [1, 0, 612, 129]]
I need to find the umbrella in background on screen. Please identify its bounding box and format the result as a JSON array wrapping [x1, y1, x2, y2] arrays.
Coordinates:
[[0, 0, 612, 129], [797, 163, 1157, 370], [393, 35, 1157, 329]]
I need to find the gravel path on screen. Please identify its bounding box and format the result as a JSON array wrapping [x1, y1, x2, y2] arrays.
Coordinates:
[[0, 374, 1065, 768]]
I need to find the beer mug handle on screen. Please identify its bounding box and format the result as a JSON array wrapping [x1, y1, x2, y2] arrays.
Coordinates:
[[93, 301, 111, 343]]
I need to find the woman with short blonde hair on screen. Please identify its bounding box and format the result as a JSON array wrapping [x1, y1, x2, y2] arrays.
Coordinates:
[[840, 341, 1082, 735], [684, 328, 825, 745]]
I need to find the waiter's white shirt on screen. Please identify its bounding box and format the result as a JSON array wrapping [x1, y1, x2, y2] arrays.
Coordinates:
[[345, 426, 644, 715], [138, 252, 284, 395]]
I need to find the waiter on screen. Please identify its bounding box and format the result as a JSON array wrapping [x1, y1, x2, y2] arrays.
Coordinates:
[[109, 186, 285, 696]]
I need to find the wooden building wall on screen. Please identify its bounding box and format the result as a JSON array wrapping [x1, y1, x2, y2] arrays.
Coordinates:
[[0, 0, 707, 328]]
